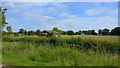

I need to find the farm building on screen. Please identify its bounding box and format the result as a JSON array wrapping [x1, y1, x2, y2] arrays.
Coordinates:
[[39, 30, 61, 37]]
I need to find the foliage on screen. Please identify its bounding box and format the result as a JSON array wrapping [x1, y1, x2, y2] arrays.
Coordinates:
[[2, 41, 119, 66], [52, 27, 62, 33], [2, 36, 119, 53], [67, 30, 74, 35], [102, 28, 110, 35], [19, 28, 25, 35], [35, 29, 41, 35], [27, 30, 34, 36], [6, 26, 12, 34], [98, 29, 102, 35], [110, 27, 120, 35], [0, 7, 8, 29]]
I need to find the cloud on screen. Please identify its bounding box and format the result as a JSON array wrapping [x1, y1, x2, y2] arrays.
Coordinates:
[[2, 2, 15, 9], [86, 9, 102, 16], [51, 16, 117, 31], [44, 16, 55, 20], [60, 13, 78, 18]]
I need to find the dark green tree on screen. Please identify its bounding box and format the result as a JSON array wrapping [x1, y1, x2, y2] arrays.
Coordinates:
[[27, 30, 34, 36], [62, 31, 67, 35], [91, 30, 97, 35], [110, 27, 120, 35], [102, 28, 110, 35], [0, 7, 8, 29], [6, 26, 12, 35], [24, 30, 27, 35], [19, 28, 25, 35], [52, 27, 62, 33], [67, 30, 74, 35], [35, 29, 41, 35], [98, 29, 102, 35]]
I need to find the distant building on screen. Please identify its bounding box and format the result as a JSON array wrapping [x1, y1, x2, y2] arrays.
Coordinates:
[[39, 30, 61, 37]]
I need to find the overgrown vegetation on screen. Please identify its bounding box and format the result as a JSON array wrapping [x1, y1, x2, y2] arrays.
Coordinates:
[[2, 42, 118, 66], [2, 36, 119, 66], [2, 36, 120, 53]]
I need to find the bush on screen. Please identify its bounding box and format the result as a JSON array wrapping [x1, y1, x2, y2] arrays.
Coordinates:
[[2, 36, 120, 54]]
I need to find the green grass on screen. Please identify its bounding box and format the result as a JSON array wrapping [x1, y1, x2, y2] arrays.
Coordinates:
[[2, 36, 119, 66], [2, 42, 118, 66], [2, 36, 120, 53]]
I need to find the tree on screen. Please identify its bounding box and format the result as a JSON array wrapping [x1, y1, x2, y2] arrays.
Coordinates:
[[35, 29, 41, 35], [110, 27, 120, 35], [62, 31, 67, 35], [67, 30, 74, 35], [0, 7, 8, 29], [6, 26, 12, 35], [75, 30, 81, 35], [79, 30, 81, 35], [98, 29, 102, 35], [24, 30, 27, 35], [102, 28, 110, 35], [52, 27, 59, 32], [91, 30, 97, 35], [27, 30, 34, 36], [81, 31, 87, 35], [19, 28, 24, 35], [86, 30, 92, 35], [52, 27, 62, 33]]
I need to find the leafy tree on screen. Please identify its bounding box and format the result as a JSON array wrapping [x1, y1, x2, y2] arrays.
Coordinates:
[[0, 7, 8, 29], [98, 29, 102, 35], [27, 30, 34, 36], [75, 32, 79, 35], [79, 30, 81, 35], [19, 28, 25, 35], [6, 26, 12, 35], [81, 31, 87, 35], [110, 27, 120, 35], [24, 30, 27, 35], [52, 27, 62, 33], [35, 29, 41, 35], [86, 30, 92, 35], [102, 28, 110, 35], [91, 30, 97, 35], [75, 30, 81, 35], [52, 27, 59, 31], [62, 31, 67, 35], [67, 30, 74, 35]]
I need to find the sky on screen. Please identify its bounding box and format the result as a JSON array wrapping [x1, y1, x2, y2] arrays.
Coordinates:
[[1, 2, 118, 32]]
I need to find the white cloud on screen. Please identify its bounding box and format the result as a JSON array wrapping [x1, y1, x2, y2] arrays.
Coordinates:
[[2, 2, 15, 9], [86, 9, 102, 16], [44, 16, 55, 19], [60, 13, 78, 18]]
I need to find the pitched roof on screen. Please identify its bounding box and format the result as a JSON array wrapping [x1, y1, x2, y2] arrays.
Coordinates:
[[42, 30, 61, 34]]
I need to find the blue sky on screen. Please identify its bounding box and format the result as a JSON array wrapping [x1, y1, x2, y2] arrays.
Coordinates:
[[1, 2, 118, 32]]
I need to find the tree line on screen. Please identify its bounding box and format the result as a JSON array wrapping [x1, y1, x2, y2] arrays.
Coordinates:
[[2, 26, 120, 36]]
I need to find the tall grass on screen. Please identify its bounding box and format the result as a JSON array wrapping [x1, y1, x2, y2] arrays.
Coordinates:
[[2, 42, 118, 66], [2, 36, 120, 53]]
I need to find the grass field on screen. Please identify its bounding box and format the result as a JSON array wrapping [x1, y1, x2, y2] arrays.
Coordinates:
[[62, 35, 119, 42], [2, 35, 119, 66]]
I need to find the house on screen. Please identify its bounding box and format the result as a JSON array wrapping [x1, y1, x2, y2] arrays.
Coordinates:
[[39, 30, 61, 37]]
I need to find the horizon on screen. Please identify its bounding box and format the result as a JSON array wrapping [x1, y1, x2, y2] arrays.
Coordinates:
[[1, 2, 118, 32]]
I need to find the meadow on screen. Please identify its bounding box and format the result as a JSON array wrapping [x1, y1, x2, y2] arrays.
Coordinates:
[[2, 35, 119, 66]]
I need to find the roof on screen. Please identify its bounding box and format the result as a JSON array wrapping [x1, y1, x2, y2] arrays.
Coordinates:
[[42, 30, 61, 34]]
